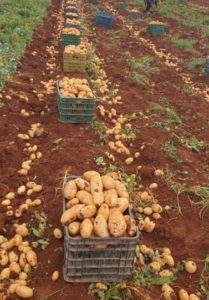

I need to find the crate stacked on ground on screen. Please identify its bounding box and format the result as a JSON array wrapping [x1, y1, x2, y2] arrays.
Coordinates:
[[116, 2, 126, 10], [61, 172, 139, 282], [56, 77, 95, 123], [94, 12, 114, 29], [65, 19, 81, 29], [66, 11, 79, 20], [205, 58, 209, 75], [65, 6, 78, 13], [147, 21, 165, 35], [63, 43, 86, 73], [61, 27, 80, 48], [128, 9, 140, 19]]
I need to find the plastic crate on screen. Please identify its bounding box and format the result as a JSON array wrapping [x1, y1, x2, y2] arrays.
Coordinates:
[[65, 8, 78, 13], [63, 52, 86, 73], [63, 176, 139, 282], [61, 33, 80, 48], [205, 58, 209, 75], [94, 12, 114, 29], [65, 23, 81, 30], [89, 0, 97, 4], [56, 81, 95, 123], [65, 14, 79, 20], [116, 2, 126, 10], [128, 11, 140, 19], [147, 24, 165, 35]]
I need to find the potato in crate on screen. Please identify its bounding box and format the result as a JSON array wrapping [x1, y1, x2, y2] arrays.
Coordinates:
[[94, 12, 114, 29], [61, 28, 80, 48], [61, 173, 139, 282], [65, 19, 81, 29], [66, 12, 78, 20], [147, 21, 165, 35], [56, 78, 95, 123], [65, 6, 78, 13], [128, 10, 140, 19], [63, 43, 86, 73]]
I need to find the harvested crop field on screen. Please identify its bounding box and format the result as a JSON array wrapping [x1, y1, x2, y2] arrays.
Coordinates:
[[0, 0, 208, 299]]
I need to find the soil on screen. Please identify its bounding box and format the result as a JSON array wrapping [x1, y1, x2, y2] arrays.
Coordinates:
[[0, 0, 208, 299]]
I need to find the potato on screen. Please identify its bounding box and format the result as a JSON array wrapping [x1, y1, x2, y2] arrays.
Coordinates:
[[9, 251, 19, 263], [94, 215, 109, 237], [95, 283, 108, 291], [148, 261, 161, 272], [76, 190, 93, 205], [63, 180, 77, 200], [74, 178, 88, 190], [9, 262, 21, 275], [83, 171, 99, 182], [16, 286, 33, 298], [0, 267, 10, 280], [68, 222, 80, 236], [151, 203, 162, 213], [115, 197, 129, 213], [97, 204, 109, 221], [124, 215, 136, 237], [19, 272, 28, 280], [0, 235, 7, 245], [104, 189, 118, 207], [26, 250, 37, 267], [163, 254, 175, 267], [0, 248, 9, 266], [189, 294, 200, 300], [52, 270, 59, 281], [108, 209, 127, 237], [9, 283, 18, 294], [14, 234, 23, 246], [53, 228, 63, 239], [102, 175, 115, 190], [66, 198, 79, 209], [185, 261, 197, 273], [159, 270, 173, 277], [179, 289, 189, 300], [115, 181, 129, 199], [78, 205, 97, 220], [91, 174, 104, 206], [15, 224, 29, 237], [105, 172, 119, 181], [60, 204, 84, 224], [80, 219, 93, 238], [19, 253, 27, 268]]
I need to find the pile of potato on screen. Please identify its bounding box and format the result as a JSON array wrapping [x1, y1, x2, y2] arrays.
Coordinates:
[[64, 43, 86, 55], [62, 28, 80, 36], [0, 225, 36, 298], [60, 171, 137, 239], [66, 12, 78, 18], [66, 19, 81, 26], [59, 77, 94, 99]]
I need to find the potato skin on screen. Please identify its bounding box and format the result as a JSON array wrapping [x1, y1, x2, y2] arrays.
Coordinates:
[[104, 189, 118, 207], [115, 197, 129, 213], [74, 178, 86, 190], [90, 174, 104, 206], [68, 222, 80, 236], [102, 175, 115, 190], [63, 180, 77, 200], [108, 209, 127, 237], [77, 205, 97, 220], [80, 219, 93, 238], [115, 181, 129, 199], [124, 215, 137, 237], [94, 215, 109, 237], [83, 171, 99, 182], [66, 198, 79, 209], [76, 190, 93, 205], [97, 204, 109, 221], [61, 204, 84, 224], [16, 286, 33, 298], [26, 250, 37, 267]]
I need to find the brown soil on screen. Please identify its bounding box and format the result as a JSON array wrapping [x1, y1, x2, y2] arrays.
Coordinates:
[[0, 0, 209, 299]]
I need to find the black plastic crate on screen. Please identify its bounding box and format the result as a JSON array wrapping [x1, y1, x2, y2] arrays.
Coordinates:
[[128, 11, 140, 19], [63, 176, 139, 282], [205, 58, 209, 75]]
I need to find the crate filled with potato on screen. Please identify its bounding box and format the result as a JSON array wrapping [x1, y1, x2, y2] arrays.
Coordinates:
[[61, 28, 80, 48], [65, 6, 78, 13], [65, 11, 79, 20], [61, 171, 139, 282], [63, 43, 86, 73], [147, 21, 165, 35], [56, 77, 95, 123], [65, 19, 81, 29]]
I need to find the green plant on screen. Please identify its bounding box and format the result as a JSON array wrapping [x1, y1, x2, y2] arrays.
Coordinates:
[[88, 282, 132, 300], [161, 141, 183, 163], [173, 134, 207, 152], [95, 156, 105, 166], [29, 212, 49, 250], [199, 255, 209, 297], [187, 58, 205, 70]]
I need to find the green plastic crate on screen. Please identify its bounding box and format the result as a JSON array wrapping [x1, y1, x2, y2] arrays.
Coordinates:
[[61, 34, 80, 48], [63, 52, 86, 73], [147, 24, 165, 35], [116, 2, 125, 10], [56, 80, 95, 123]]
